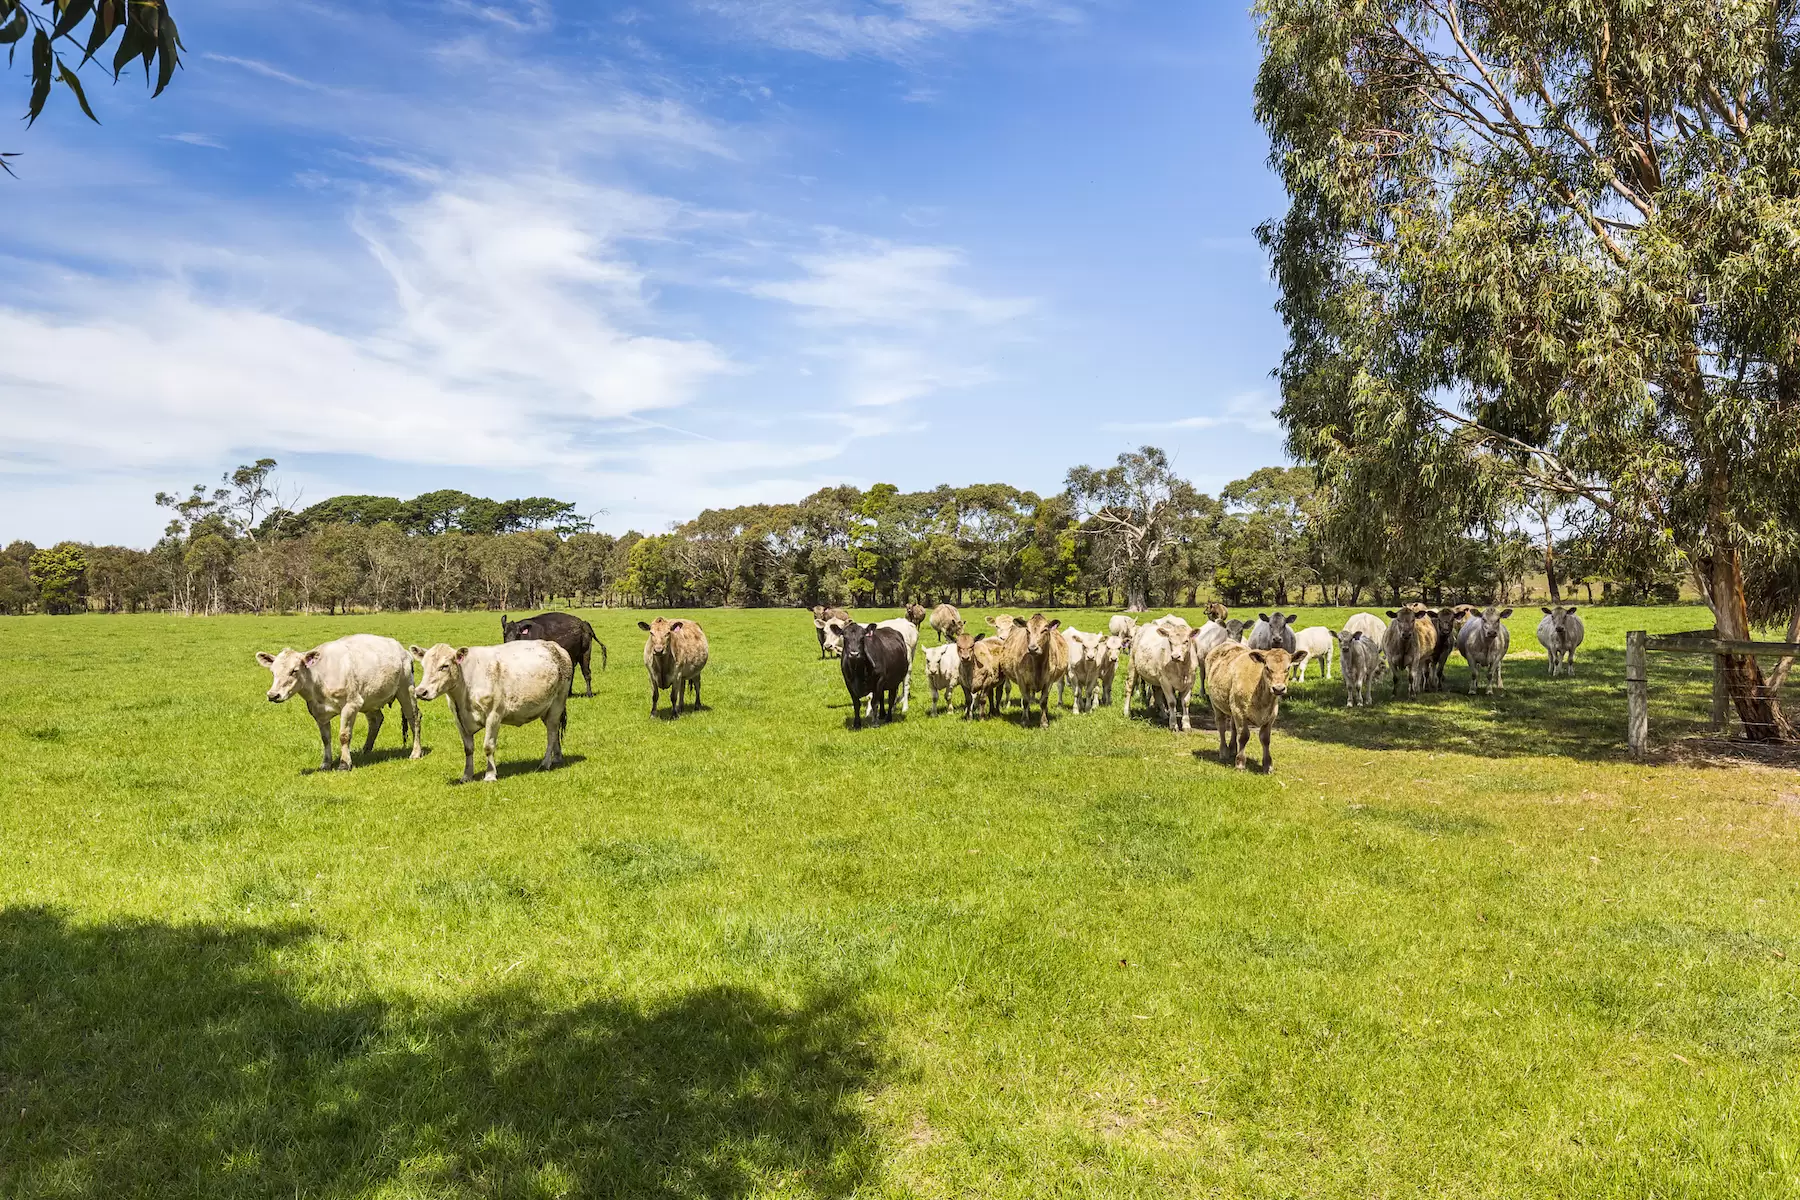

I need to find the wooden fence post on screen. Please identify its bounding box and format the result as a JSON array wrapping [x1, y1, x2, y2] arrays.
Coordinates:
[[1711, 654, 1729, 735], [1627, 630, 1648, 758]]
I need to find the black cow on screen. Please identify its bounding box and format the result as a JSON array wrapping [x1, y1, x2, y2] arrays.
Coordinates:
[[501, 612, 607, 697], [838, 621, 908, 730]]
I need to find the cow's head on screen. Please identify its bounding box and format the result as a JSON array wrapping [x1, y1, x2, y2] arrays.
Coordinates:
[[904, 603, 927, 625], [639, 619, 683, 658], [410, 643, 468, 702], [1540, 605, 1579, 643], [1226, 618, 1246, 639], [819, 619, 846, 657], [255, 647, 319, 703], [1472, 606, 1513, 655], [987, 614, 1018, 639], [1337, 629, 1365, 654], [502, 617, 536, 643], [1248, 648, 1301, 699], [955, 631, 986, 664], [1012, 614, 1060, 659], [1203, 601, 1229, 624], [839, 621, 874, 664], [1103, 634, 1125, 660]]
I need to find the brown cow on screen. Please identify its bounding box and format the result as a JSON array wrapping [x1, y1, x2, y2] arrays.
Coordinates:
[[929, 602, 964, 644], [1001, 613, 1068, 728], [639, 618, 710, 716], [1208, 645, 1305, 772]]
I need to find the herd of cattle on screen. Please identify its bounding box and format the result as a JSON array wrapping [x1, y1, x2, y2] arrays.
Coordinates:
[[251, 602, 1588, 780], [812, 601, 1588, 771]]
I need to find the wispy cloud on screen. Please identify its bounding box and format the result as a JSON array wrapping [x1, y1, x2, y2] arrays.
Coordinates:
[[162, 132, 227, 149], [202, 53, 341, 94], [700, 0, 1078, 60], [749, 237, 1033, 409], [752, 239, 1031, 328], [1102, 391, 1281, 436]]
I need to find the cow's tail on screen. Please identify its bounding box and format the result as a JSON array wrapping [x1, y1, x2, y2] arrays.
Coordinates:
[[585, 621, 607, 669]]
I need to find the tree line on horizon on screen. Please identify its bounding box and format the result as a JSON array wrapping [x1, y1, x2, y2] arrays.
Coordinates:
[[1, 450, 1678, 619]]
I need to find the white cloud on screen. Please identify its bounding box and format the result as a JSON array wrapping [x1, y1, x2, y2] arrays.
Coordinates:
[[752, 240, 1031, 328], [202, 53, 341, 94], [163, 132, 228, 149], [750, 238, 1033, 409], [701, 0, 1077, 60], [1101, 391, 1281, 436], [0, 176, 729, 481]]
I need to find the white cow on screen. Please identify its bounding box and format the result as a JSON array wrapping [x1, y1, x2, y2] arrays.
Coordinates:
[[1059, 628, 1107, 713], [1108, 614, 1138, 644], [876, 616, 919, 712], [256, 633, 421, 771], [1097, 634, 1125, 706], [1290, 626, 1336, 681], [923, 642, 960, 715], [1537, 606, 1586, 676], [411, 641, 572, 783], [1191, 619, 1238, 702], [1459, 606, 1513, 694], [1124, 619, 1206, 731], [1338, 630, 1379, 707]]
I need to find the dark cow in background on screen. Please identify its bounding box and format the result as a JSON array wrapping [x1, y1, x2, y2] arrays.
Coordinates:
[[501, 612, 606, 697], [838, 621, 909, 730]]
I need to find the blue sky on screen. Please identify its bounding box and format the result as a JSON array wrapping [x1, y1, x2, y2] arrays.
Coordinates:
[[0, 0, 1288, 546]]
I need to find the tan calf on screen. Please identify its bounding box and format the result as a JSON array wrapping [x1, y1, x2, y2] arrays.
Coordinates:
[[640, 618, 710, 716], [1207, 644, 1306, 772]]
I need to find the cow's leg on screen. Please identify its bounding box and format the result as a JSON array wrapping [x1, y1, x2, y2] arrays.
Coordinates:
[[458, 720, 476, 784], [1122, 666, 1134, 718], [481, 714, 501, 782], [1259, 724, 1273, 772], [900, 670, 910, 714], [363, 707, 385, 755], [542, 698, 565, 769], [315, 715, 334, 771], [1217, 715, 1231, 763], [1495, 657, 1505, 694], [336, 705, 360, 770], [400, 686, 423, 759], [649, 683, 659, 715], [1178, 687, 1193, 732], [580, 647, 594, 697]]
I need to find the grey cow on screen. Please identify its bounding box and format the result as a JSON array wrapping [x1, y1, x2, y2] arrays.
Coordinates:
[[1537, 606, 1585, 676], [1457, 606, 1513, 694]]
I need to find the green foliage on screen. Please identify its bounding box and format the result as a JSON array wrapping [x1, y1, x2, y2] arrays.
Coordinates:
[[1254, 0, 1800, 724], [2, 0, 183, 173], [26, 543, 87, 614]]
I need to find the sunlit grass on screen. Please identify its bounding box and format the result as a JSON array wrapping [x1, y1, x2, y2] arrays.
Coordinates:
[[2, 604, 1797, 1198]]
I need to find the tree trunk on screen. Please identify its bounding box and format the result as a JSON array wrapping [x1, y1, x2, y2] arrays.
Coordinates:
[[1540, 506, 1560, 603], [1699, 544, 1793, 741]]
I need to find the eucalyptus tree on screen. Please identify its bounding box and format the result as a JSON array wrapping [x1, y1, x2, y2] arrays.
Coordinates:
[[1257, 0, 1800, 737], [1066, 447, 1205, 611]]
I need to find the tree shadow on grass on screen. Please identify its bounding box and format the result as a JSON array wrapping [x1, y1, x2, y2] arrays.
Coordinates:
[[1269, 647, 1718, 762], [0, 907, 882, 1199]]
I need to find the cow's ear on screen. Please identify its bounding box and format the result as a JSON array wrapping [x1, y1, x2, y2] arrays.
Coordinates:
[[1565, 607, 1577, 614], [1541, 606, 1552, 614], [1258, 613, 1270, 622], [1248, 650, 1267, 664], [409, 645, 426, 659], [974, 632, 986, 642], [671, 621, 684, 631], [1291, 649, 1309, 665], [638, 621, 652, 630], [255, 651, 275, 666], [1047, 619, 1060, 631], [454, 647, 470, 662], [1498, 608, 1513, 618], [302, 651, 321, 667]]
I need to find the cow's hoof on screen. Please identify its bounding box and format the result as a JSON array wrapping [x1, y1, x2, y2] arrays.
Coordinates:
[[410, 749, 424, 760]]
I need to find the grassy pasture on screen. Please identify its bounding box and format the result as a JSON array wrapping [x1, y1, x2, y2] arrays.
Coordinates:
[[2, 604, 1798, 1198]]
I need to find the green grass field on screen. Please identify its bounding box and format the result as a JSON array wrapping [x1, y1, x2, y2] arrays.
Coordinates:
[[3, 604, 1798, 1198]]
